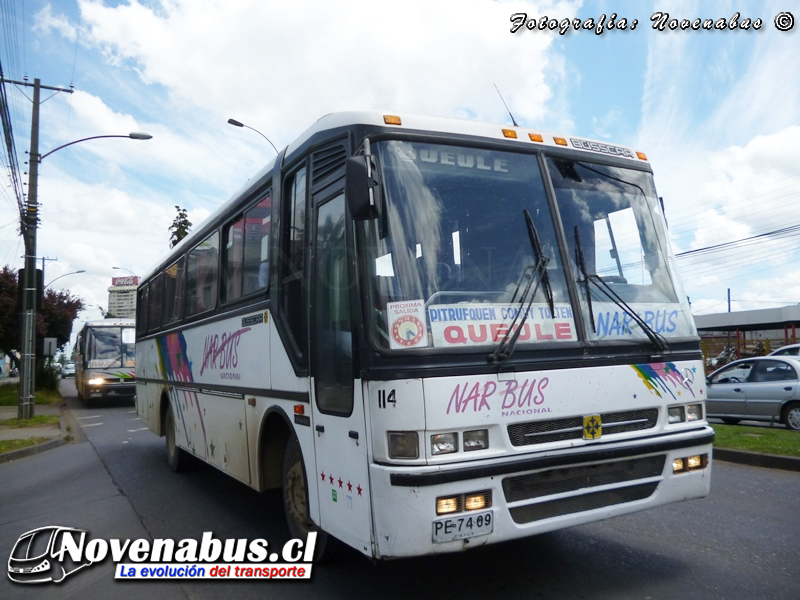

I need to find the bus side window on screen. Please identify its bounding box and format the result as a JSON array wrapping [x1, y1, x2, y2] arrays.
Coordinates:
[[164, 257, 185, 324], [281, 167, 307, 357], [185, 231, 220, 317], [243, 192, 271, 294], [223, 216, 245, 302], [137, 285, 149, 336], [147, 274, 164, 333]]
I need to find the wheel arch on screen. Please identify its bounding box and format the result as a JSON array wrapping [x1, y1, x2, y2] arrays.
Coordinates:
[[159, 390, 171, 437], [257, 406, 293, 492]]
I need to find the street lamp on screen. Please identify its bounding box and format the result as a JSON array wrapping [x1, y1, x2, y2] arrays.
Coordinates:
[[227, 118, 278, 154], [45, 270, 86, 289], [18, 129, 153, 419], [112, 266, 137, 277]]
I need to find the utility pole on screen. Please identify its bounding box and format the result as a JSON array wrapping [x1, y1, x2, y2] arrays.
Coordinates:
[[727, 288, 731, 313], [1, 77, 73, 419]]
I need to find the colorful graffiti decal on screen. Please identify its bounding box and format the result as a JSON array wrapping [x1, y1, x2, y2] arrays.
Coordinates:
[[631, 362, 696, 399], [156, 332, 208, 458]]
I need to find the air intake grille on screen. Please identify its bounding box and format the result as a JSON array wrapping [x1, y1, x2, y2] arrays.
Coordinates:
[[507, 408, 658, 447], [502, 455, 666, 503], [508, 482, 659, 523], [311, 145, 347, 188]]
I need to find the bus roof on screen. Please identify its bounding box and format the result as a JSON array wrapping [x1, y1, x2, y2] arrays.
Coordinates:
[[82, 319, 135, 329]]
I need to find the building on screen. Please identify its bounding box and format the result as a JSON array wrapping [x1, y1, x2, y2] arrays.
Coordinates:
[[108, 276, 139, 318]]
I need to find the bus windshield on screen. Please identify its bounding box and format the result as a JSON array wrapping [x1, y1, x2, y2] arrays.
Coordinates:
[[365, 140, 695, 352], [86, 326, 136, 368]]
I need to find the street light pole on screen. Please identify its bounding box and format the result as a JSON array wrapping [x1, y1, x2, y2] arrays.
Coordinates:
[[45, 270, 86, 289], [14, 85, 152, 419], [227, 118, 278, 154]]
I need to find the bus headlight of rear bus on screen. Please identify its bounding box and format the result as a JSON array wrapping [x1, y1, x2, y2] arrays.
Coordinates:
[[87, 378, 106, 386], [668, 402, 704, 424]]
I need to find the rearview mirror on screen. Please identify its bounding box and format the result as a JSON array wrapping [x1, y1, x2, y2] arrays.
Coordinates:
[[345, 155, 380, 220]]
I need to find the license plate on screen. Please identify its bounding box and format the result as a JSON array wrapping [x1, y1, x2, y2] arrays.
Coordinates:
[[432, 510, 493, 543]]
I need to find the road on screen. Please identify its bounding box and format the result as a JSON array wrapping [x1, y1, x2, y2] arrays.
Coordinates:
[[2, 379, 799, 599]]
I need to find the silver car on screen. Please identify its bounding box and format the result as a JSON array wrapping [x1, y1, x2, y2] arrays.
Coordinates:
[[706, 356, 800, 430], [769, 343, 800, 357]]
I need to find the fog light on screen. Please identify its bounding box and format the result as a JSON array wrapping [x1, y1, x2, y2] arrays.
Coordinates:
[[463, 429, 489, 451], [465, 491, 491, 511], [388, 432, 419, 459], [431, 432, 458, 455], [687, 455, 704, 470], [668, 406, 685, 424], [436, 496, 460, 515], [686, 404, 703, 421], [672, 458, 686, 473]]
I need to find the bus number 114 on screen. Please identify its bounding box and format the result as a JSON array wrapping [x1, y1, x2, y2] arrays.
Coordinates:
[[378, 389, 396, 409]]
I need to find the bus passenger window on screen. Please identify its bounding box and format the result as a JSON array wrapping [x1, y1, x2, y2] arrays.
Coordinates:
[[243, 193, 271, 294], [147, 274, 164, 333], [164, 257, 185, 324], [185, 231, 220, 317], [223, 217, 244, 301]]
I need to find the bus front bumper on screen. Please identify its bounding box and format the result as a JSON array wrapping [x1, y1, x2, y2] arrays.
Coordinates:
[[368, 427, 714, 559]]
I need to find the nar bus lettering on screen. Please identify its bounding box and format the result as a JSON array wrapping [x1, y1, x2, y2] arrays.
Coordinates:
[[200, 328, 250, 375]]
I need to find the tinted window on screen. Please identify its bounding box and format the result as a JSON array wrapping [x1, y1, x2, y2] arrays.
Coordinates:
[[164, 258, 185, 324], [147, 274, 164, 332], [243, 193, 271, 294], [185, 231, 220, 317], [223, 217, 244, 302]]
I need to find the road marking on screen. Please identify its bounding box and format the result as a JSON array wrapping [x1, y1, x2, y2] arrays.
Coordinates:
[[81, 422, 104, 427], [127, 410, 137, 414], [130, 417, 141, 421], [77, 415, 102, 419], [128, 427, 149, 432]]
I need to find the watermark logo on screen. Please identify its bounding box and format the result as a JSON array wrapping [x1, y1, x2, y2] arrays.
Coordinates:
[[8, 527, 316, 585]]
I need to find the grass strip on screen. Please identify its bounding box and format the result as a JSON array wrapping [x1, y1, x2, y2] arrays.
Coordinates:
[[0, 437, 50, 454], [0, 415, 61, 428], [0, 384, 61, 406], [711, 423, 800, 457]]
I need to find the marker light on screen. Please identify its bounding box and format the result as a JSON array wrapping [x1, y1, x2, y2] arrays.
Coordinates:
[[636, 151, 648, 160], [431, 432, 458, 455], [528, 133, 544, 142], [383, 115, 402, 125], [388, 431, 419, 459], [463, 429, 489, 451], [553, 137, 568, 146], [293, 404, 305, 415], [502, 129, 518, 139], [436, 496, 460, 515]]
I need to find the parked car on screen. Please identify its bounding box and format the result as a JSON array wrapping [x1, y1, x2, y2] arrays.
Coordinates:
[[61, 363, 76, 378], [706, 356, 800, 430], [769, 343, 800, 357]]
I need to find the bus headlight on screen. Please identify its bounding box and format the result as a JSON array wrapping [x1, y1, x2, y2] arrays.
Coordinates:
[[668, 406, 685, 424], [87, 378, 106, 386], [463, 429, 489, 451], [686, 403, 703, 421], [431, 432, 458, 455], [388, 432, 419, 459]]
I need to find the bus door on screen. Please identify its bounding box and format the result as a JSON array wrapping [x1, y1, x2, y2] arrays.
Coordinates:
[[309, 190, 373, 554]]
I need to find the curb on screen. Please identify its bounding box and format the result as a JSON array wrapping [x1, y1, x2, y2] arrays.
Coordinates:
[[0, 435, 65, 464], [713, 447, 800, 473]]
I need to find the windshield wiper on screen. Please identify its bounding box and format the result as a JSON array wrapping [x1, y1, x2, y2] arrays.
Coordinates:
[[573, 226, 669, 353], [489, 210, 554, 365]]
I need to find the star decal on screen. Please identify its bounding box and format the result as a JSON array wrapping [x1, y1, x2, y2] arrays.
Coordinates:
[[338, 477, 343, 488], [320, 471, 326, 482], [356, 484, 363, 496], [633, 394, 637, 399], [347, 481, 353, 492], [329, 474, 334, 485]]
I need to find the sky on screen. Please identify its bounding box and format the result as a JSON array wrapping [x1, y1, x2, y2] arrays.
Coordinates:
[[1, 0, 799, 352]]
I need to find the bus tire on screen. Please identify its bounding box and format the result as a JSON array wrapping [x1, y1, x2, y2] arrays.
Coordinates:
[[281, 434, 336, 561], [783, 402, 800, 431], [721, 418, 741, 425], [166, 405, 189, 472]]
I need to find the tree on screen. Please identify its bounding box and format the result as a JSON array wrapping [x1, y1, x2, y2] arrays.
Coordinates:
[[0, 266, 84, 370], [169, 205, 192, 248]]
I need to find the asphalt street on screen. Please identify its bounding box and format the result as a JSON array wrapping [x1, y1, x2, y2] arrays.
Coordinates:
[[1, 379, 799, 600]]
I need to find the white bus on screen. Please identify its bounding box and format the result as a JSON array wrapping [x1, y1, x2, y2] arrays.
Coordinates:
[[135, 111, 713, 560], [75, 319, 136, 404]]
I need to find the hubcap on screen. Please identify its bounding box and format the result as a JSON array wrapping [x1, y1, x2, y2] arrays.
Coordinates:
[[286, 457, 310, 532], [788, 407, 800, 430]]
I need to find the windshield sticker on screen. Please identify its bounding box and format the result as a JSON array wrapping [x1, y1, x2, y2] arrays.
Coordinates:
[[592, 302, 693, 339], [428, 303, 576, 347], [388, 300, 429, 350]]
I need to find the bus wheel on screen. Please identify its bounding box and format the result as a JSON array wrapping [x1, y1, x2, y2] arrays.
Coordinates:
[[721, 418, 741, 425], [281, 435, 334, 560], [166, 406, 189, 472], [783, 402, 800, 431]]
